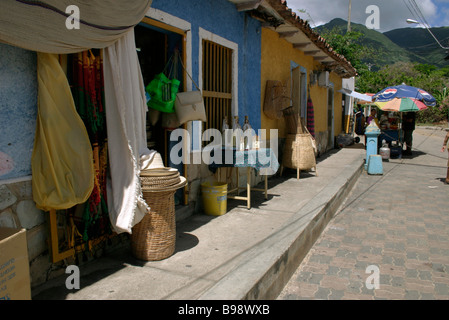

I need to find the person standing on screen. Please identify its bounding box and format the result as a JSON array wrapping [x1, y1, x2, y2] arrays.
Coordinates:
[[367, 108, 379, 126], [441, 130, 449, 184], [402, 112, 416, 155]]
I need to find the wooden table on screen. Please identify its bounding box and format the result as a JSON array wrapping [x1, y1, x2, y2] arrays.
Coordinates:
[[210, 148, 279, 209]]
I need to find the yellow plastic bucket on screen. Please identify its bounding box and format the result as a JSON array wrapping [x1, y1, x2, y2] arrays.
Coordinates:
[[201, 182, 228, 216]]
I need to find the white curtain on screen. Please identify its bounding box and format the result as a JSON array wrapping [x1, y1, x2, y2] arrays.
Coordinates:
[[103, 30, 151, 234]]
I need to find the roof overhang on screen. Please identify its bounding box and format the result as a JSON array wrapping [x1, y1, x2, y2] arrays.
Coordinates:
[[227, 0, 357, 78]]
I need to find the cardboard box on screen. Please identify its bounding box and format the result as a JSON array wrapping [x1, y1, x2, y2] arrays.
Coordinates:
[[0, 227, 31, 300]]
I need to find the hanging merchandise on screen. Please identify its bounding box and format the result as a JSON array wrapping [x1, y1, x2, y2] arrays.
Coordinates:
[[263, 80, 290, 120], [175, 90, 207, 124], [162, 112, 181, 129], [148, 108, 161, 126], [146, 52, 181, 113], [307, 88, 315, 138], [70, 50, 110, 241], [174, 50, 207, 124], [32, 52, 94, 212], [104, 29, 150, 234]]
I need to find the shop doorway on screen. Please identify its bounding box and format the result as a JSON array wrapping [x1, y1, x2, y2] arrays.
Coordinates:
[[292, 65, 307, 126], [134, 19, 187, 205]]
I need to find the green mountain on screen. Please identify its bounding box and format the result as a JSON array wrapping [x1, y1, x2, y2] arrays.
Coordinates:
[[316, 18, 449, 70], [384, 27, 449, 68]]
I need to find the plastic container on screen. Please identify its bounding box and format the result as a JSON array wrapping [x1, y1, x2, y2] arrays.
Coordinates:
[[201, 182, 228, 216], [390, 146, 402, 159]]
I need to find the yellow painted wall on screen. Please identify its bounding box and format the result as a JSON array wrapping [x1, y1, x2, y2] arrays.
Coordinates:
[[331, 72, 344, 135], [309, 75, 328, 134], [261, 28, 313, 139], [261, 28, 344, 145]]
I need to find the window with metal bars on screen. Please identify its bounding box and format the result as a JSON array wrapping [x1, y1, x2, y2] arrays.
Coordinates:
[[202, 40, 233, 133]]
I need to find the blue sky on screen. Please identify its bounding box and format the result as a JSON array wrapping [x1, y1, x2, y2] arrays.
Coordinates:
[[286, 0, 449, 32]]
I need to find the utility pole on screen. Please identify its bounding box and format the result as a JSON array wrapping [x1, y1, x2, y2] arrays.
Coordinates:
[[347, 0, 352, 33]]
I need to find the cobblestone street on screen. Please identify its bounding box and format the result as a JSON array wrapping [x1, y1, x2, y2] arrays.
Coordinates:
[[277, 127, 449, 300]]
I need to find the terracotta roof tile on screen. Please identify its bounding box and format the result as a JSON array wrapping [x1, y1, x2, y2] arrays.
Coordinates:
[[265, 0, 357, 77]]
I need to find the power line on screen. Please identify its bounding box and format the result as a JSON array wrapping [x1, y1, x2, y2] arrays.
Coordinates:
[[403, 0, 449, 50], [409, 0, 426, 26], [402, 0, 419, 22]]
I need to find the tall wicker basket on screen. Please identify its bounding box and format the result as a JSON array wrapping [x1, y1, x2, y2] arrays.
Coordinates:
[[130, 190, 177, 261], [282, 133, 317, 180]]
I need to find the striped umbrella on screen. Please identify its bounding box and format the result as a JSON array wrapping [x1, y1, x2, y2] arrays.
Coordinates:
[[375, 97, 429, 112], [373, 84, 436, 112]]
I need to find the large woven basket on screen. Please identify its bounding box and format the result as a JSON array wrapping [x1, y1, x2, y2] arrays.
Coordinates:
[[131, 190, 176, 261], [283, 133, 316, 170], [282, 106, 299, 134], [140, 171, 181, 191]]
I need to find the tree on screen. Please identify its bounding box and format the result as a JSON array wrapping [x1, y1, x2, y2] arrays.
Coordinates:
[[356, 61, 449, 123], [320, 26, 374, 75], [317, 21, 449, 123]]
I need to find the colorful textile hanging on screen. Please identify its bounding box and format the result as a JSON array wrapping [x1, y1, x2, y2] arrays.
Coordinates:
[[307, 95, 315, 138], [32, 53, 94, 211], [70, 50, 110, 241]]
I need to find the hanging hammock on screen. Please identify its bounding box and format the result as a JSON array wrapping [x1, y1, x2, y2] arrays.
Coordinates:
[[70, 50, 110, 241]]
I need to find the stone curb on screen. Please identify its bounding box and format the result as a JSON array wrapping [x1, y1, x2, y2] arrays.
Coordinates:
[[198, 155, 365, 300]]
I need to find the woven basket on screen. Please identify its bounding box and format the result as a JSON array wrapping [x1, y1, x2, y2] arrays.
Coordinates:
[[140, 172, 181, 190], [263, 80, 290, 119], [130, 190, 176, 261], [283, 133, 316, 170], [282, 107, 298, 134]]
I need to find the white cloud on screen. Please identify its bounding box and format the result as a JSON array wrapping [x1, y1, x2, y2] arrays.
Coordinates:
[[286, 0, 445, 32]]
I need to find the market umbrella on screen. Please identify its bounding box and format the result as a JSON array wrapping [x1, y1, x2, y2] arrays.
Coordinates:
[[375, 97, 429, 112], [373, 84, 436, 112]]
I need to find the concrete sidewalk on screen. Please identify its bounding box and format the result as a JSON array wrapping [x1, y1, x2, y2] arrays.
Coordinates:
[[32, 145, 365, 300]]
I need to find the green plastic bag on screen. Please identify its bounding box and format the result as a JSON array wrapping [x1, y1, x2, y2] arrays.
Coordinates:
[[146, 73, 180, 113]]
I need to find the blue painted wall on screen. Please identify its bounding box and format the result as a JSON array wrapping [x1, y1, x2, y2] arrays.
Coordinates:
[[151, 0, 262, 129], [0, 0, 262, 180], [0, 43, 37, 180]]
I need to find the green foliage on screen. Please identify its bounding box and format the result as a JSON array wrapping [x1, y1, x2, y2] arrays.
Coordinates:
[[414, 64, 437, 75], [316, 20, 449, 124], [316, 19, 424, 70], [355, 62, 449, 123], [319, 26, 376, 74]]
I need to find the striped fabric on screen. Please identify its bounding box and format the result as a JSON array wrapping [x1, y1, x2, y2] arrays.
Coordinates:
[[307, 96, 315, 137]]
